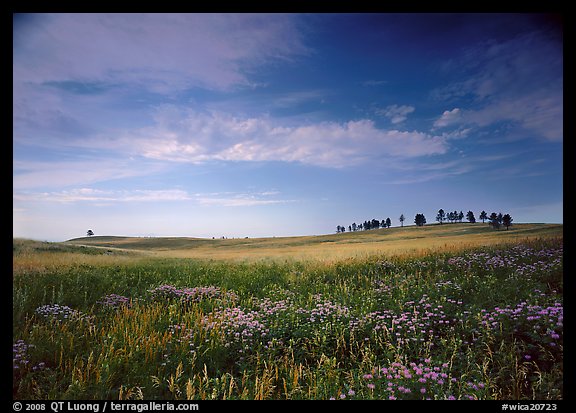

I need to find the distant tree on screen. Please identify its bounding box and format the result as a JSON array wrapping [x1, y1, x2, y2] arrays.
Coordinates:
[[414, 213, 426, 227], [497, 212, 503, 226], [352, 222, 357, 232], [458, 211, 464, 222], [489, 212, 500, 230], [336, 225, 342, 233], [341, 225, 346, 233], [466, 211, 476, 223], [447, 211, 455, 223], [436, 209, 446, 224], [87, 229, 94, 237], [385, 217, 391, 228], [502, 214, 513, 230], [399, 214, 405, 227], [372, 219, 380, 230], [348, 225, 352, 232], [479, 211, 488, 223]]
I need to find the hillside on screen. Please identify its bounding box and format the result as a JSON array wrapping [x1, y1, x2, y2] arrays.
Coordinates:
[[64, 223, 563, 262]]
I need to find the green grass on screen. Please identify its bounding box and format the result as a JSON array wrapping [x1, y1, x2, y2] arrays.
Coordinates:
[[13, 225, 563, 400]]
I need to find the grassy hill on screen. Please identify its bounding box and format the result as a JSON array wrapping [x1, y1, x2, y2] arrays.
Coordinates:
[[64, 222, 563, 262]]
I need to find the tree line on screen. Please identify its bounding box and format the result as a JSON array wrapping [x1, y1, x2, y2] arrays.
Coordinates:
[[337, 210, 513, 233]]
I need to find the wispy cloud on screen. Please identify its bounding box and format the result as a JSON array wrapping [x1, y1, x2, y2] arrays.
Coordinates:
[[14, 188, 191, 204], [362, 79, 388, 87], [13, 159, 168, 190], [193, 191, 296, 207], [377, 104, 415, 124], [431, 31, 562, 142], [14, 187, 295, 208], [13, 14, 308, 93]]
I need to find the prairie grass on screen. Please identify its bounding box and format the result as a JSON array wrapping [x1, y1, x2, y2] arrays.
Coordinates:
[[13, 226, 563, 400]]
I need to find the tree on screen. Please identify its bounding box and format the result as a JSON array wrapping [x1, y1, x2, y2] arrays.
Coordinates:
[[336, 225, 342, 233], [87, 229, 94, 237], [458, 211, 464, 222], [502, 214, 513, 230], [414, 213, 426, 227], [466, 211, 476, 223], [436, 209, 446, 224], [399, 214, 405, 227], [386, 217, 392, 228], [488, 212, 500, 230], [352, 222, 357, 232], [479, 211, 488, 223]]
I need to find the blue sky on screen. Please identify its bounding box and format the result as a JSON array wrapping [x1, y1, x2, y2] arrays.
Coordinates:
[[13, 13, 563, 241]]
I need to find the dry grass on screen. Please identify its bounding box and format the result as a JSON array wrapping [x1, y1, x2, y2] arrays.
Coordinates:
[[63, 223, 562, 263]]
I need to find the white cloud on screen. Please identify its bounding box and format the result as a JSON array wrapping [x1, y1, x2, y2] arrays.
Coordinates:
[[378, 104, 415, 124], [120, 107, 449, 167], [433, 108, 461, 128]]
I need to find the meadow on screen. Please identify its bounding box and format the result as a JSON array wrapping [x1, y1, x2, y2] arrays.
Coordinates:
[[13, 223, 563, 400]]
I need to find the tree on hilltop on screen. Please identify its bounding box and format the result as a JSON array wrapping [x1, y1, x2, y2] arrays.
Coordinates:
[[479, 211, 488, 223], [414, 213, 426, 227], [502, 214, 513, 230], [436, 209, 446, 224]]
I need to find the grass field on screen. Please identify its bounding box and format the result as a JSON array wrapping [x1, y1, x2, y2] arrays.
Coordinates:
[[64, 223, 563, 262], [13, 223, 563, 400]]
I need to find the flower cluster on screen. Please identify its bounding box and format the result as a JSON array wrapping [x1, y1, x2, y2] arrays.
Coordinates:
[[306, 295, 350, 324], [446, 245, 562, 277], [480, 301, 563, 354], [35, 304, 90, 323], [350, 294, 462, 346], [97, 294, 131, 309], [202, 307, 270, 352], [148, 284, 238, 304], [332, 358, 487, 400], [13, 340, 46, 372]]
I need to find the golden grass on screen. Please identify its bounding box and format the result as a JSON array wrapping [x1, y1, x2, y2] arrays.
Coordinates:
[[58, 223, 563, 263]]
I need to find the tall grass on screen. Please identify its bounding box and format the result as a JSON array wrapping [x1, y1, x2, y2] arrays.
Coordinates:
[[13, 237, 562, 400]]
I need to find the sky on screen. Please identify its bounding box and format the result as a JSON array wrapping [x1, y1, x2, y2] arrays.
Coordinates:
[[13, 13, 563, 241]]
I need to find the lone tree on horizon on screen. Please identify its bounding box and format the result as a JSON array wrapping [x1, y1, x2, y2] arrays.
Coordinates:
[[399, 214, 405, 227], [87, 229, 94, 237]]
